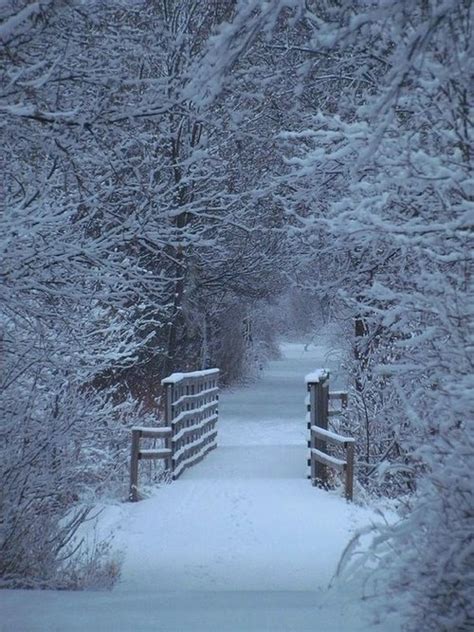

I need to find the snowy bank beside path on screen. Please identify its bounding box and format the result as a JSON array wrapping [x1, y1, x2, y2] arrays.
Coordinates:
[[1, 342, 401, 631]]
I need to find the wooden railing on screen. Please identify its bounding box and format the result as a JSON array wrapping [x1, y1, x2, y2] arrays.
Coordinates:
[[129, 368, 219, 501], [129, 426, 172, 501], [163, 368, 219, 480], [306, 369, 355, 501]]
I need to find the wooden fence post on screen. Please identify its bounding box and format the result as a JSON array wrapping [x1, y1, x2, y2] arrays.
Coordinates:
[[308, 381, 317, 484], [345, 441, 354, 501], [164, 383, 174, 475], [129, 428, 141, 502], [314, 374, 329, 486], [341, 392, 348, 409], [307, 370, 329, 487]]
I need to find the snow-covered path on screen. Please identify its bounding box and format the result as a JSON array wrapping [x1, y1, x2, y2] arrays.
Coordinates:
[[117, 342, 356, 592], [1, 343, 401, 631]]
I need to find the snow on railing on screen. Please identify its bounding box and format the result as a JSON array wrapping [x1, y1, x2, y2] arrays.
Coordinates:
[[306, 370, 354, 501], [129, 369, 219, 501]]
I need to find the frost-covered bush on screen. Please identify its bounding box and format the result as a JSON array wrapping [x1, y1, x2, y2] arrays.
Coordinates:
[[0, 349, 142, 587], [386, 443, 474, 631], [340, 431, 473, 632]]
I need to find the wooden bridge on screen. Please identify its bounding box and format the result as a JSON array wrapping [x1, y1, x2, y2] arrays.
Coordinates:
[[117, 342, 370, 601], [129, 363, 354, 502]]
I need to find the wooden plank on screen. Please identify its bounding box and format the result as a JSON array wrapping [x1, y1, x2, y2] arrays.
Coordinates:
[[173, 440, 217, 472], [129, 428, 141, 502], [311, 426, 355, 446], [172, 386, 219, 407], [132, 426, 172, 439], [307, 376, 355, 500], [162, 368, 219, 386], [345, 442, 354, 501], [311, 448, 346, 472], [172, 427, 218, 462], [329, 391, 348, 410], [164, 383, 174, 473], [172, 441, 217, 480], [138, 448, 173, 460], [172, 414, 218, 442], [308, 382, 317, 484], [329, 390, 348, 399], [171, 399, 218, 425], [315, 379, 329, 483]]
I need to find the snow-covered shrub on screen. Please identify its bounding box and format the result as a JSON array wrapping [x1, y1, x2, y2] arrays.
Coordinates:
[[386, 443, 474, 631], [0, 358, 140, 587], [59, 540, 123, 591]]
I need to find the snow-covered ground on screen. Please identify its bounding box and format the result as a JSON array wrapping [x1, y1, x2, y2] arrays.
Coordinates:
[[1, 342, 401, 631]]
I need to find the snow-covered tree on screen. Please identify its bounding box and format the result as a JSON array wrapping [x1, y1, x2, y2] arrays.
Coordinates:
[[280, 1, 473, 628], [0, 0, 295, 585]]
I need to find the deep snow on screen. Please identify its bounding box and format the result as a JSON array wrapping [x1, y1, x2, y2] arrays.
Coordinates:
[[1, 342, 401, 631]]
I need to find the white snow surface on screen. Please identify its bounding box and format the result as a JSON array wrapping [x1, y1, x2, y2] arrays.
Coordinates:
[[305, 368, 330, 384], [311, 426, 355, 444], [162, 367, 219, 384], [1, 342, 401, 631]]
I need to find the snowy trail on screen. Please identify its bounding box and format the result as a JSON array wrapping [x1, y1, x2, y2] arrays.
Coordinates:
[[1, 343, 401, 631]]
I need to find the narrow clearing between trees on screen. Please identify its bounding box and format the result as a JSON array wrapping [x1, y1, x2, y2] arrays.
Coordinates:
[[1, 342, 401, 632]]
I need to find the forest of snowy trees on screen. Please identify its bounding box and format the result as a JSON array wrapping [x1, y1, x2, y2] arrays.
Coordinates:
[[1, 1, 472, 630]]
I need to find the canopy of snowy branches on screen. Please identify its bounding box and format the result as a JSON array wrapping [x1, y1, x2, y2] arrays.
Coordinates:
[[1, 2, 472, 629]]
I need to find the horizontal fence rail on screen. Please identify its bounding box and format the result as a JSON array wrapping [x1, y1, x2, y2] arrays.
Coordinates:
[[306, 370, 355, 501], [129, 368, 219, 501], [129, 427, 172, 502]]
